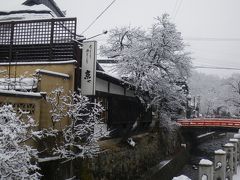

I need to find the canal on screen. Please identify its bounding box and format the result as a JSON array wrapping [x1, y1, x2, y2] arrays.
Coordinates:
[[175, 132, 233, 179]]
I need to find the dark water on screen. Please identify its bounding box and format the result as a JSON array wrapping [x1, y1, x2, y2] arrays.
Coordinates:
[[175, 132, 234, 180]]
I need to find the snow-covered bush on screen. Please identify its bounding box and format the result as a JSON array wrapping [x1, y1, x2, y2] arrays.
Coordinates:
[[0, 105, 41, 179]]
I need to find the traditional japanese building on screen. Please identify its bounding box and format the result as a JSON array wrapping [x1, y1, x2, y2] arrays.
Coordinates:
[[0, 0, 151, 133]]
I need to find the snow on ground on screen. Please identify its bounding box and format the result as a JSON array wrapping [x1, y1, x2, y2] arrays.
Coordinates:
[[197, 132, 215, 139]]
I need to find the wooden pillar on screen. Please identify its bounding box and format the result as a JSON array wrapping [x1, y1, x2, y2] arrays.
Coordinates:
[[214, 149, 226, 180], [199, 159, 213, 180], [223, 143, 234, 180]]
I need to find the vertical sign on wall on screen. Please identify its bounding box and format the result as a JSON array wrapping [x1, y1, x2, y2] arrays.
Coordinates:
[[81, 41, 97, 95]]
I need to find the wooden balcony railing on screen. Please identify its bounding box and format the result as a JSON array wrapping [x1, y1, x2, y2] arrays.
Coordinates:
[[0, 17, 77, 62]]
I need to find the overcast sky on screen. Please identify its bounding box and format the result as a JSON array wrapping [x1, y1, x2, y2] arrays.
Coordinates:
[[2, 0, 240, 77], [55, 0, 240, 77]]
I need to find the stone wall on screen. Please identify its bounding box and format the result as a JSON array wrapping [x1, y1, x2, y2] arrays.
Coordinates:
[[40, 124, 186, 180], [83, 126, 185, 180]]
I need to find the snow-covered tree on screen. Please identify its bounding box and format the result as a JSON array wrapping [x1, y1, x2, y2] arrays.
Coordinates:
[[101, 14, 191, 118], [224, 74, 240, 116], [38, 88, 107, 159], [0, 105, 41, 180], [54, 90, 106, 158], [46, 87, 66, 128], [189, 71, 221, 116]]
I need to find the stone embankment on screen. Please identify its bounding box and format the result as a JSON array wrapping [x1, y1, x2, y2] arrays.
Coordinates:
[[40, 122, 188, 180], [177, 133, 238, 180]]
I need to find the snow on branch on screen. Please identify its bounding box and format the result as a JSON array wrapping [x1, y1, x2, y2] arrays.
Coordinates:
[[38, 88, 109, 159], [100, 13, 192, 118], [0, 105, 41, 179]]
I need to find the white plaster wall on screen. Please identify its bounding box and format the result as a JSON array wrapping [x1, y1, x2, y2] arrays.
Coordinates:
[[109, 83, 124, 95], [96, 78, 108, 93]]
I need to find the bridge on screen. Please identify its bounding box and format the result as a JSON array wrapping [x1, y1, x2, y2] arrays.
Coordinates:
[[177, 118, 240, 180], [177, 118, 240, 132]]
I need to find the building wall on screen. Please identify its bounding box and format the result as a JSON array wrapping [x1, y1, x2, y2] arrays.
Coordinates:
[[38, 74, 71, 129], [0, 94, 41, 127], [0, 61, 76, 129], [96, 78, 108, 92], [0, 62, 75, 85]]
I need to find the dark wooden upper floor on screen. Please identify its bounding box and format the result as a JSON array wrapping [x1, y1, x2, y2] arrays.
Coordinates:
[[0, 17, 77, 62]]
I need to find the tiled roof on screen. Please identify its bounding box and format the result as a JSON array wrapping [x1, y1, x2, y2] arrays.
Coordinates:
[[0, 0, 64, 21]]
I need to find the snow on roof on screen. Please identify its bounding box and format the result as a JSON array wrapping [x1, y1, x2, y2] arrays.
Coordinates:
[[0, 78, 37, 90], [0, 12, 53, 22], [0, 0, 56, 21], [199, 159, 213, 166], [214, 149, 226, 155], [36, 69, 70, 78], [96, 70, 133, 88], [98, 63, 121, 79], [172, 175, 191, 180], [0, 60, 77, 66], [0, 0, 50, 12], [0, 89, 42, 98], [234, 134, 240, 139]]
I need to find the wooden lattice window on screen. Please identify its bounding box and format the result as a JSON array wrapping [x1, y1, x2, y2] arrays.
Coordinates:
[[0, 18, 76, 62]]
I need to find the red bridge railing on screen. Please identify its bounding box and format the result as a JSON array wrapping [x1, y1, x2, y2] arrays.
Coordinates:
[[177, 118, 240, 128]]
